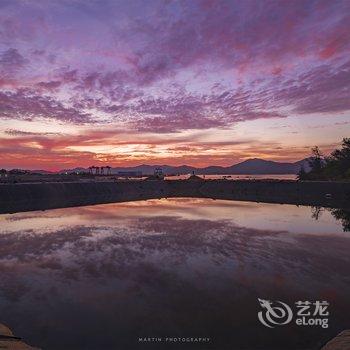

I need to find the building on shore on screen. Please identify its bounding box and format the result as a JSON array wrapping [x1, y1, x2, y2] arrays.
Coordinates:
[[145, 168, 164, 180], [154, 168, 164, 179]]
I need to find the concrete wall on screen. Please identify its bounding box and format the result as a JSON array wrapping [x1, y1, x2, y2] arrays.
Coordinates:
[[0, 180, 349, 214]]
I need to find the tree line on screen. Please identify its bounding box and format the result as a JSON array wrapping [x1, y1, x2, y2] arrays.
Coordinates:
[[298, 138, 350, 181]]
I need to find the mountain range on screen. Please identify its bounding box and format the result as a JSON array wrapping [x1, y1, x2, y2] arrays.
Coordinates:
[[61, 158, 311, 175]]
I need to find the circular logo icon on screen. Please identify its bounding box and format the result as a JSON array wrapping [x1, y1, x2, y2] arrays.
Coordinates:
[[258, 298, 293, 328]]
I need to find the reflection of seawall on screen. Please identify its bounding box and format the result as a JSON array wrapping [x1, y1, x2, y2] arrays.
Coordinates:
[[0, 180, 349, 214]]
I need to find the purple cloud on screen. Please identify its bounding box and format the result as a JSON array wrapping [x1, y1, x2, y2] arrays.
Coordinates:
[[0, 89, 92, 123], [0, 48, 28, 70], [37, 80, 62, 91], [0, 0, 349, 131], [267, 59, 350, 114]]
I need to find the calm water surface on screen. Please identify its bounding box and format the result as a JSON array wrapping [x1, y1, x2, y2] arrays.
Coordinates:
[[0, 198, 349, 350]]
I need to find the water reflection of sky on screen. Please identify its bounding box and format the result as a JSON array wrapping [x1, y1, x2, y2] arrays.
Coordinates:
[[0, 199, 349, 350]]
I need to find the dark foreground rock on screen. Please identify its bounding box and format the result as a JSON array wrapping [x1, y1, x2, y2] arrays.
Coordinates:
[[321, 330, 350, 349], [0, 323, 40, 350]]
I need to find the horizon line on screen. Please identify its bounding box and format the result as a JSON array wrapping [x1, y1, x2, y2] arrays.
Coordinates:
[[1, 156, 308, 172]]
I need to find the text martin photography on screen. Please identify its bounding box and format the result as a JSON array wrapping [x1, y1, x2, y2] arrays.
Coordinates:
[[0, 0, 349, 349]]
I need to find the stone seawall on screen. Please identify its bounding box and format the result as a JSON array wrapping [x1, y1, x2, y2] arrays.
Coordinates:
[[199, 180, 350, 207], [0, 180, 349, 214]]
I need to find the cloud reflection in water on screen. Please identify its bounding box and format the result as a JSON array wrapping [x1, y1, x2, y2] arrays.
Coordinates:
[[0, 199, 349, 350]]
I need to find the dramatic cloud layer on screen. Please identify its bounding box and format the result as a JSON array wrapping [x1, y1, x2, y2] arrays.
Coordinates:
[[0, 0, 349, 169]]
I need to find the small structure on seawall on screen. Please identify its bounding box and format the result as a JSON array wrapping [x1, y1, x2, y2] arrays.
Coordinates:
[[145, 167, 165, 180], [0, 323, 41, 350], [187, 171, 204, 181]]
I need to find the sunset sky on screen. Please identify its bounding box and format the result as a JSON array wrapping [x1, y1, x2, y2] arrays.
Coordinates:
[[0, 0, 349, 171]]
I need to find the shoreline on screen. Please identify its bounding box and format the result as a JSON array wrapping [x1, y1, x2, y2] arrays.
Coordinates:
[[0, 179, 349, 214]]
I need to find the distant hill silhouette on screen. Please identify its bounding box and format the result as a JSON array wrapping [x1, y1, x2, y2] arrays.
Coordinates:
[[62, 158, 311, 175]]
